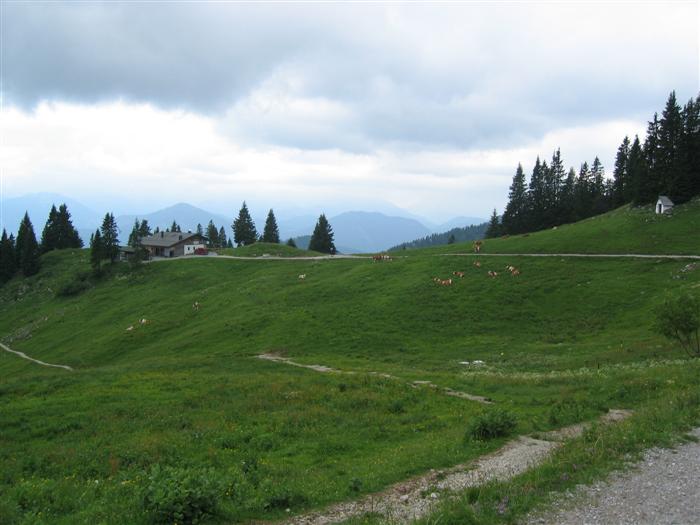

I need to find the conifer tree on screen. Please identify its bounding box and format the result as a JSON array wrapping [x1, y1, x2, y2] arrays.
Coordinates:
[[56, 204, 82, 248], [658, 91, 683, 198], [16, 213, 40, 276], [485, 209, 501, 238], [527, 157, 545, 231], [286, 238, 297, 248], [590, 157, 607, 214], [627, 136, 646, 205], [612, 136, 630, 207], [227, 239, 233, 249], [232, 202, 257, 246], [100, 213, 119, 263], [139, 219, 151, 239], [0, 229, 17, 284], [206, 220, 219, 248], [675, 95, 700, 201], [543, 149, 565, 228], [575, 162, 593, 219], [559, 167, 577, 224], [262, 209, 280, 243], [218, 226, 227, 249], [196, 223, 203, 236], [640, 113, 662, 203], [501, 164, 528, 234], [90, 229, 104, 274], [308, 214, 336, 254], [128, 219, 141, 248], [41, 205, 60, 253]]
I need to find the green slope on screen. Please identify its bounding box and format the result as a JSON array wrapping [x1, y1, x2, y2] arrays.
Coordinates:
[[1, 230, 699, 523], [423, 198, 700, 256]]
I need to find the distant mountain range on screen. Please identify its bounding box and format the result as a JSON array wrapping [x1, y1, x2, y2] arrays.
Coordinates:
[[1, 193, 484, 253]]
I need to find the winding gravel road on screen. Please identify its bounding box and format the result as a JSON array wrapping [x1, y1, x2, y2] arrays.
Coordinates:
[[525, 427, 700, 525]]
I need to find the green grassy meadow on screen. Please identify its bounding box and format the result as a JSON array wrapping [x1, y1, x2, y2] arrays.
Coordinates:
[[1, 201, 699, 524]]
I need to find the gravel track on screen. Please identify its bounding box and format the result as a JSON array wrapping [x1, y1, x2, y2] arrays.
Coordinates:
[[0, 342, 73, 370], [280, 410, 632, 525], [524, 427, 700, 525]]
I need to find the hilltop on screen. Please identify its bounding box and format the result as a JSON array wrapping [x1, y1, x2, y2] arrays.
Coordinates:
[[423, 199, 700, 256]]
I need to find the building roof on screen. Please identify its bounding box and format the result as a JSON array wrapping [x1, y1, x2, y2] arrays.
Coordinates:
[[657, 195, 674, 206], [141, 231, 204, 247]]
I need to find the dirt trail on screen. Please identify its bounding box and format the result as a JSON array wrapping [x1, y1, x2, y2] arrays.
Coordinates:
[[0, 342, 73, 370], [281, 410, 632, 525], [442, 253, 700, 260], [257, 353, 492, 404]]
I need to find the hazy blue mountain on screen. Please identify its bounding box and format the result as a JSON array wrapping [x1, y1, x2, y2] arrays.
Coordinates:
[[1, 193, 102, 242], [116, 203, 231, 239], [433, 216, 486, 232]]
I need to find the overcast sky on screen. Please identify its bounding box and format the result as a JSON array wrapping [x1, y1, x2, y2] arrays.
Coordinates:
[[1, 1, 698, 221]]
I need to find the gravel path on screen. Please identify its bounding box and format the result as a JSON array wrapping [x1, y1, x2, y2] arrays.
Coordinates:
[[0, 341, 73, 370], [280, 410, 631, 525], [524, 427, 700, 525], [442, 253, 700, 260]]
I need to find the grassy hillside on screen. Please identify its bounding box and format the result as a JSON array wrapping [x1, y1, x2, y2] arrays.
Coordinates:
[[425, 198, 700, 256], [1, 232, 699, 523]]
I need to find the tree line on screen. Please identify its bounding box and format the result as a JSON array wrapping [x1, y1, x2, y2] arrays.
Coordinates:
[[489, 90, 700, 237], [389, 222, 488, 251]]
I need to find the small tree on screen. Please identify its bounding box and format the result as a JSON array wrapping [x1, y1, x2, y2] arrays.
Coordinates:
[[206, 220, 219, 248], [485, 209, 501, 238], [0, 229, 17, 284], [286, 238, 297, 248], [100, 212, 120, 263], [170, 220, 181, 233], [17, 213, 40, 276], [447, 234, 456, 245], [308, 214, 336, 254], [218, 226, 227, 249], [262, 209, 280, 243], [41, 204, 60, 253], [90, 229, 104, 275], [655, 294, 700, 358], [232, 201, 257, 246]]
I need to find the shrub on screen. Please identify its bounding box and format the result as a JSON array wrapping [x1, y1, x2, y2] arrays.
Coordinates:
[[655, 293, 700, 358], [466, 409, 518, 441], [142, 465, 222, 524], [55, 275, 91, 297]]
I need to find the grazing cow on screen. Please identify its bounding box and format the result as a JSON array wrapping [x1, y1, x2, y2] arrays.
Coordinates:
[[440, 278, 453, 286], [511, 269, 521, 276], [487, 271, 498, 278], [473, 240, 483, 253], [139, 318, 149, 325], [473, 261, 482, 268], [193, 301, 200, 311], [452, 271, 465, 278], [298, 274, 306, 280], [126, 325, 134, 332], [373, 254, 392, 262]]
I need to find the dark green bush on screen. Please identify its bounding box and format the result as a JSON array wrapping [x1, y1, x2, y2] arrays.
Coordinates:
[[142, 465, 222, 524], [55, 276, 91, 297], [466, 409, 518, 441]]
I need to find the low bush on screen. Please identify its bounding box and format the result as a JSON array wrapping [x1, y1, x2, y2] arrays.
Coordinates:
[[55, 275, 91, 297], [466, 409, 518, 441], [142, 465, 222, 524]]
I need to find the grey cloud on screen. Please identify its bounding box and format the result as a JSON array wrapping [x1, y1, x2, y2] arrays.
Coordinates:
[[4, 2, 697, 150]]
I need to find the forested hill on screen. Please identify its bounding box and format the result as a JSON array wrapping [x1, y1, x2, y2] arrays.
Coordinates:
[[389, 222, 487, 251]]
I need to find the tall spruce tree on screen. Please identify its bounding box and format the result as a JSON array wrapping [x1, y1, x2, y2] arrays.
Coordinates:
[[56, 204, 82, 248], [574, 162, 593, 219], [590, 157, 607, 214], [127, 219, 142, 248], [0, 229, 17, 284], [612, 136, 630, 207], [262, 209, 280, 243], [100, 213, 119, 263], [560, 167, 577, 224], [627, 136, 646, 205], [640, 113, 662, 203], [232, 202, 257, 246], [170, 220, 181, 233], [679, 95, 700, 199], [16, 213, 40, 276], [41, 205, 60, 253], [527, 157, 546, 231], [196, 223, 204, 236], [308, 214, 336, 254], [206, 220, 219, 248], [501, 164, 528, 234], [658, 91, 683, 199], [543, 149, 565, 228]]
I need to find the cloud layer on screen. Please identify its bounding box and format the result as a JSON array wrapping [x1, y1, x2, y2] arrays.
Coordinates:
[[1, 2, 698, 220]]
